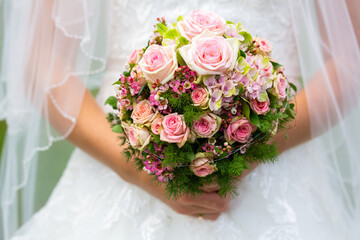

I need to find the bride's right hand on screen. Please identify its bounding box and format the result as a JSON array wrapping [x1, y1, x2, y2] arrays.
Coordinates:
[[144, 178, 230, 221]]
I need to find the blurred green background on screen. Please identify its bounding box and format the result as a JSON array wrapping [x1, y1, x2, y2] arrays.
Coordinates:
[[0, 121, 5, 158], [0, 120, 74, 212]]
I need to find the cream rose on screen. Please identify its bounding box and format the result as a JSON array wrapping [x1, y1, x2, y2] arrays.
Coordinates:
[[131, 100, 157, 125], [179, 30, 240, 75], [177, 9, 226, 40], [121, 122, 151, 151], [138, 45, 177, 85]]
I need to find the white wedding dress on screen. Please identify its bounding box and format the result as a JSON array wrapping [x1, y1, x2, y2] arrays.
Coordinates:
[[10, 0, 350, 239]]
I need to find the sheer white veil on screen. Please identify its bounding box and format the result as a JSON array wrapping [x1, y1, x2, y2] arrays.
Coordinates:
[[289, 0, 360, 238], [0, 0, 359, 239], [0, 0, 109, 239]]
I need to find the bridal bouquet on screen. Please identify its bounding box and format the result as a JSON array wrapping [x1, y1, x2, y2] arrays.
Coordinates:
[[105, 10, 296, 198]]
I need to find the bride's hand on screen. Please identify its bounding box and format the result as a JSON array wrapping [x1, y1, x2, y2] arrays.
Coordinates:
[[147, 180, 229, 221]]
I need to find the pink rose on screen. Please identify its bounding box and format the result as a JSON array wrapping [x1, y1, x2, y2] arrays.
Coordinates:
[[127, 49, 143, 64], [191, 87, 209, 109], [190, 153, 217, 177], [138, 45, 177, 85], [179, 30, 240, 75], [254, 37, 272, 55], [192, 113, 221, 138], [250, 97, 270, 115], [225, 117, 256, 144], [272, 74, 288, 100], [151, 115, 164, 135], [177, 9, 226, 40], [121, 122, 151, 151], [160, 113, 190, 148], [131, 100, 157, 125]]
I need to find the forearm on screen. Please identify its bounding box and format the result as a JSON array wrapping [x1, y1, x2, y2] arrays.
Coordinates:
[[271, 89, 310, 154], [66, 89, 150, 188]]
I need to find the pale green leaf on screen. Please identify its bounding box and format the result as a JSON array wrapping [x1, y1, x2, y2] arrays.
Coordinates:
[[104, 96, 117, 110], [239, 31, 252, 45], [250, 111, 260, 127], [164, 28, 181, 40], [242, 101, 250, 120], [177, 15, 183, 22], [156, 23, 168, 36], [112, 125, 123, 133]]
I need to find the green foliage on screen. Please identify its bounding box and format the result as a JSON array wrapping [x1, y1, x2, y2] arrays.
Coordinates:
[[162, 143, 194, 167], [270, 61, 282, 70], [250, 110, 260, 127], [289, 82, 297, 92], [164, 28, 181, 40], [239, 31, 252, 45], [242, 101, 250, 119], [118, 136, 127, 145], [176, 37, 189, 49], [177, 15, 183, 22], [122, 109, 132, 122], [164, 167, 203, 199], [152, 134, 161, 144], [216, 174, 240, 199], [104, 96, 117, 110], [156, 23, 168, 36], [161, 91, 202, 127], [216, 153, 248, 176], [112, 125, 123, 133], [239, 50, 246, 59], [183, 105, 202, 127], [0, 121, 6, 158], [258, 111, 286, 133], [244, 142, 278, 164], [137, 84, 148, 97], [106, 112, 115, 122], [163, 92, 189, 112]]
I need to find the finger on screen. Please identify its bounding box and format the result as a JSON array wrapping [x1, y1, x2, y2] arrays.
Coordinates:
[[179, 205, 221, 216], [200, 183, 220, 192], [191, 192, 230, 212]]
